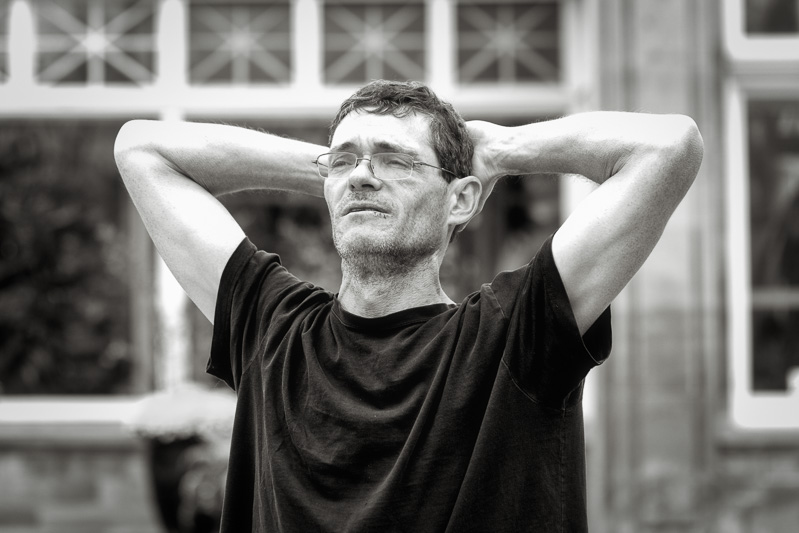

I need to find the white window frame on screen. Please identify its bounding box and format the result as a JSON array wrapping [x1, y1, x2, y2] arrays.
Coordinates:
[[722, 0, 799, 63], [723, 0, 799, 432], [725, 77, 799, 431]]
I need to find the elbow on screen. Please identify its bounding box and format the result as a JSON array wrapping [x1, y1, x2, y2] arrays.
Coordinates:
[[678, 116, 704, 186], [114, 119, 156, 170], [661, 115, 704, 190], [676, 115, 704, 167]]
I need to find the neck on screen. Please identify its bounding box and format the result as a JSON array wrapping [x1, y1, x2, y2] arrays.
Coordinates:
[[337, 254, 452, 317]]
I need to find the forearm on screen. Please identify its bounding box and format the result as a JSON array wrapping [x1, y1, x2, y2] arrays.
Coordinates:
[[491, 111, 702, 186], [114, 119, 326, 197]]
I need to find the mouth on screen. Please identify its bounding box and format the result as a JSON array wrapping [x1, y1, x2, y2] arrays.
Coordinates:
[[342, 204, 390, 217]]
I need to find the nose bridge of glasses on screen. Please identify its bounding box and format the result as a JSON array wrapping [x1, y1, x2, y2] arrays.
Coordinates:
[[352, 155, 376, 176]]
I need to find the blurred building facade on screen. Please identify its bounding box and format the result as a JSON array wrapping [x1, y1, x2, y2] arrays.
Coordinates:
[[0, 0, 797, 531]]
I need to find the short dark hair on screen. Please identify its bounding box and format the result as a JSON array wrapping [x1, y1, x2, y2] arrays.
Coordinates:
[[329, 80, 473, 183]]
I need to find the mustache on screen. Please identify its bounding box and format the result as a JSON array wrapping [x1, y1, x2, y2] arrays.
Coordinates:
[[345, 192, 381, 202], [336, 193, 394, 216]]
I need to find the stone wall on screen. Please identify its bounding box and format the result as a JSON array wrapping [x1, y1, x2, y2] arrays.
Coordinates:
[[0, 435, 161, 533]]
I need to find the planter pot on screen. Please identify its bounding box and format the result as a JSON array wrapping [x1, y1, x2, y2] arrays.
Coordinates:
[[145, 436, 225, 533]]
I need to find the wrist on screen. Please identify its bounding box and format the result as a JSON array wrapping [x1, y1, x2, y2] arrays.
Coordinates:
[[470, 121, 519, 179], [491, 125, 532, 177]]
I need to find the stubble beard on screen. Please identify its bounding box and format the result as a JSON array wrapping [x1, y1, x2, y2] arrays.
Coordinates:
[[333, 223, 443, 280]]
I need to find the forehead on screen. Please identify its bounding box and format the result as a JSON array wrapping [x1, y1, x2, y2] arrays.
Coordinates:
[[330, 110, 433, 155]]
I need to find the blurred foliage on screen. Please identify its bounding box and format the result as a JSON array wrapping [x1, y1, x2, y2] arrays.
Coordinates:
[[0, 120, 134, 394]]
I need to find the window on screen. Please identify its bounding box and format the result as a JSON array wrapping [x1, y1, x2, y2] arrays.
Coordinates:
[[189, 0, 291, 85], [0, 0, 580, 434], [724, 0, 799, 62], [726, 84, 799, 430], [1, 0, 572, 113], [0, 120, 150, 395], [456, 0, 560, 84], [724, 1, 799, 430], [748, 99, 799, 394], [33, 0, 157, 85], [323, 2, 425, 84], [745, 0, 799, 34]]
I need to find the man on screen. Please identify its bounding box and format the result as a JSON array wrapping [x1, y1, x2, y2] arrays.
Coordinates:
[[115, 80, 703, 532]]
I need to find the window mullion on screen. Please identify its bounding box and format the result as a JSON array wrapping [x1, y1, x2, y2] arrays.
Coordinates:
[[156, 0, 188, 90], [427, 0, 454, 93], [153, 254, 193, 391], [153, 106, 192, 391], [294, 0, 322, 90], [7, 0, 35, 88]]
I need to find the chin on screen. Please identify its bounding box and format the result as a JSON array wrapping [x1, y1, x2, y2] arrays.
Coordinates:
[[334, 226, 444, 269], [335, 229, 398, 258]]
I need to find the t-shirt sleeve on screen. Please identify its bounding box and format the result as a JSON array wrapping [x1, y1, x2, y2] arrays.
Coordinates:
[[490, 234, 612, 409], [207, 237, 318, 391]]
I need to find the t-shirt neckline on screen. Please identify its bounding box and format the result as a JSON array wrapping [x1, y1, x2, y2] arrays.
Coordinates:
[[332, 298, 455, 331]]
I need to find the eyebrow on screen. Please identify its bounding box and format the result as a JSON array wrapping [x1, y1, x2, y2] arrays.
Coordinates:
[[330, 140, 420, 157]]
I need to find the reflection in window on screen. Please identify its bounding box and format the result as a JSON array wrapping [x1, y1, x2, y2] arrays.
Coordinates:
[[0, 121, 136, 394], [323, 3, 425, 84], [189, 1, 291, 85], [746, 0, 799, 34], [748, 100, 799, 391], [457, 1, 559, 84], [34, 0, 156, 85]]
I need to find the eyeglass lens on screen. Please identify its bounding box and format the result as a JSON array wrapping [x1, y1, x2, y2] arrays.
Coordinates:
[[319, 153, 414, 181]]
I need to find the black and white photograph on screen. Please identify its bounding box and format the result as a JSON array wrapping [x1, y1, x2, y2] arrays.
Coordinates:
[[0, 1, 797, 532]]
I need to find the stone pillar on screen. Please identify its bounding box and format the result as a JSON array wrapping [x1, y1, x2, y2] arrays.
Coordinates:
[[594, 1, 721, 531]]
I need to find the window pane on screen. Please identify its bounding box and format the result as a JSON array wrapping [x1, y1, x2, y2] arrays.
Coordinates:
[[457, 1, 560, 84], [33, 0, 156, 85], [748, 100, 799, 288], [746, 0, 799, 34], [323, 3, 425, 84], [0, 121, 137, 394], [189, 0, 291, 85], [751, 309, 799, 391], [748, 99, 799, 391]]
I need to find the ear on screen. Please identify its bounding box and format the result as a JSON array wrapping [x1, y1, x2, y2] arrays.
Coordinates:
[[446, 176, 482, 229]]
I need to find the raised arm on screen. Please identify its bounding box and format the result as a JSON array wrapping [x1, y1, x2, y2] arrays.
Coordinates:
[[468, 112, 704, 335], [114, 120, 326, 322]]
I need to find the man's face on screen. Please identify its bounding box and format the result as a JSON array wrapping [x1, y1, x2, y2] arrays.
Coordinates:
[[324, 110, 451, 270]]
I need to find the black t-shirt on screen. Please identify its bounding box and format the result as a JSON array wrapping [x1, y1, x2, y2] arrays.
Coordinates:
[[208, 235, 611, 533]]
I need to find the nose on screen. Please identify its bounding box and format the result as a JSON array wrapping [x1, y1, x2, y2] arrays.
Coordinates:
[[347, 158, 383, 191]]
